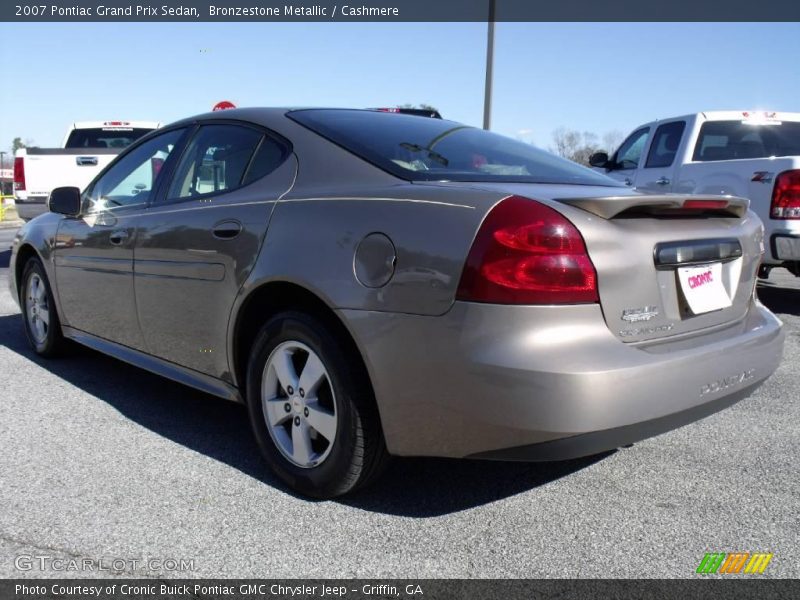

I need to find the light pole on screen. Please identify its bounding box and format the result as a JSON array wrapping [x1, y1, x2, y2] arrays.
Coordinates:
[[482, 0, 496, 130]]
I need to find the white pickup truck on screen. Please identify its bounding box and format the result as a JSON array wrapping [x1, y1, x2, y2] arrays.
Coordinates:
[[590, 111, 800, 278], [13, 120, 160, 220]]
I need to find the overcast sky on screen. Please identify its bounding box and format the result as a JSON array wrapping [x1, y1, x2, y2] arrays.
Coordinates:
[[2, 22, 799, 151]]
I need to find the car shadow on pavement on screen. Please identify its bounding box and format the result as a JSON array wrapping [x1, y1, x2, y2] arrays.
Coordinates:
[[757, 281, 800, 317], [341, 452, 611, 516], [0, 249, 10, 269], [0, 312, 611, 517]]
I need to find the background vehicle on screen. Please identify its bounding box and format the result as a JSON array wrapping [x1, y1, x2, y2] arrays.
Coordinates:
[[13, 120, 161, 220], [9, 109, 784, 498], [370, 107, 443, 118], [590, 111, 800, 278]]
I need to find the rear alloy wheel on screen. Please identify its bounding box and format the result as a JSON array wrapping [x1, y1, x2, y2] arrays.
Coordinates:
[[262, 340, 338, 468], [246, 311, 388, 498], [20, 258, 66, 357]]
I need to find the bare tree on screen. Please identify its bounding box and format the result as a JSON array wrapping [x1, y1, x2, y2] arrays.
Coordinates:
[[602, 130, 625, 154], [550, 128, 601, 165], [551, 128, 625, 166]]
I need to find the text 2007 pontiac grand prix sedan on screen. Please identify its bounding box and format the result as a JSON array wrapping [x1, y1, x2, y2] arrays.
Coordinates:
[[9, 108, 784, 497]]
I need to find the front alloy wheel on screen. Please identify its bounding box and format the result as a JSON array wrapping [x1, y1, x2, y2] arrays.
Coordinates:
[[25, 272, 51, 345], [20, 258, 66, 357]]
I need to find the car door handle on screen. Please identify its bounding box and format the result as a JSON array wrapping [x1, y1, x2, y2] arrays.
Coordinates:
[[109, 230, 129, 245], [656, 176, 670, 186], [76, 156, 98, 166], [212, 220, 242, 240], [624, 177, 633, 186]]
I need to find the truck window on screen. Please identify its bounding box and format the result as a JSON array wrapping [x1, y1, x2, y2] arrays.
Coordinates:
[[613, 127, 649, 170], [65, 128, 153, 149], [88, 129, 185, 211], [645, 121, 686, 168], [692, 120, 800, 161]]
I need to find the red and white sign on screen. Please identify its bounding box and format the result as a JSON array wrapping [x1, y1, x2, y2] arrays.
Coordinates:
[[212, 100, 236, 112], [677, 262, 732, 315]]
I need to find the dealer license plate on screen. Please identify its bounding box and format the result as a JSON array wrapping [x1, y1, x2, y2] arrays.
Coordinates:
[[677, 262, 732, 315]]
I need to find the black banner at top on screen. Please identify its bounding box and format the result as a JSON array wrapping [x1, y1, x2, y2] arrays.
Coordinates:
[[3, 0, 800, 22]]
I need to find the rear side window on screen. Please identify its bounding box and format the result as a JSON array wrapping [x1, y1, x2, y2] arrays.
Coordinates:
[[242, 137, 291, 185], [288, 109, 621, 187], [167, 125, 264, 200], [693, 120, 800, 161], [645, 121, 685, 168], [65, 128, 153, 149]]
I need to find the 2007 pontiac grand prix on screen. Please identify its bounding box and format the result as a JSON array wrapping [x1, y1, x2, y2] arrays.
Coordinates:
[[9, 108, 784, 497]]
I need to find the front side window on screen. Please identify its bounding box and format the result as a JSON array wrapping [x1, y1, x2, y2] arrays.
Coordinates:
[[87, 128, 184, 211], [166, 124, 269, 200], [613, 127, 650, 170], [645, 121, 686, 168], [289, 109, 621, 187]]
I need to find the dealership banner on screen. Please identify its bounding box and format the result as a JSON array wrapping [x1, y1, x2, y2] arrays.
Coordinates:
[[4, 0, 800, 21], [3, 580, 800, 600]]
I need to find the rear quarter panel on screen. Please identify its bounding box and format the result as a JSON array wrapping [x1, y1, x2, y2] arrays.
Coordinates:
[[241, 184, 503, 316]]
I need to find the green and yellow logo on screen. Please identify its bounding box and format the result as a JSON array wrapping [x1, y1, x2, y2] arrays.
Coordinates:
[[697, 552, 773, 574]]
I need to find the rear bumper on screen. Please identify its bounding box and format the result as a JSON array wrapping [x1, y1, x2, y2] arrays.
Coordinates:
[[14, 197, 47, 221], [770, 233, 800, 262], [471, 381, 760, 461], [341, 300, 784, 459]]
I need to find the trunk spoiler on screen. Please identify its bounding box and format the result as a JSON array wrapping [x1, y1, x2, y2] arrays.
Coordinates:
[[555, 194, 749, 219]]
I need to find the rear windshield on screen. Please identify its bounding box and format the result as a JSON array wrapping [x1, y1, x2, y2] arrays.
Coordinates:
[[693, 120, 800, 161], [65, 128, 153, 149], [289, 109, 621, 186]]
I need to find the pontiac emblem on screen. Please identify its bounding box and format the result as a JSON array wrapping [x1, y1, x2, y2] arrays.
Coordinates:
[[621, 306, 660, 323]]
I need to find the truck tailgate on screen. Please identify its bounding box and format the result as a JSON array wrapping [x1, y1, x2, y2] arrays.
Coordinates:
[[19, 148, 119, 198]]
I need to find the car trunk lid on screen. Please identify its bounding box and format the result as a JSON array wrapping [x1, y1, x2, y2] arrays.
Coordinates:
[[442, 182, 763, 344], [551, 192, 761, 343]]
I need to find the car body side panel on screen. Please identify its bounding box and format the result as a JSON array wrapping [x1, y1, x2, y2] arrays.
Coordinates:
[[253, 187, 496, 314], [133, 156, 298, 379]]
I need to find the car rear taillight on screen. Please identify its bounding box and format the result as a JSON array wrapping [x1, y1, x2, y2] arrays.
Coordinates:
[[13, 157, 25, 191], [770, 170, 800, 219], [456, 196, 599, 304]]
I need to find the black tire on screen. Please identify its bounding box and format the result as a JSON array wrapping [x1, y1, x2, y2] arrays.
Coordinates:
[[246, 311, 389, 498], [19, 257, 67, 357]]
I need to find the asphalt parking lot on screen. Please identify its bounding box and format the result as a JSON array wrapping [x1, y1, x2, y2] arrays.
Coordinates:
[[0, 225, 798, 579]]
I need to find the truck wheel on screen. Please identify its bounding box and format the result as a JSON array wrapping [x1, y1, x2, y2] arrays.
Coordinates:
[[20, 258, 67, 357], [246, 311, 389, 498]]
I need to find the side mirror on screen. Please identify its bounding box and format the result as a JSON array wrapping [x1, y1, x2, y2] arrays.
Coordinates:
[[588, 151, 610, 168], [48, 186, 82, 217]]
